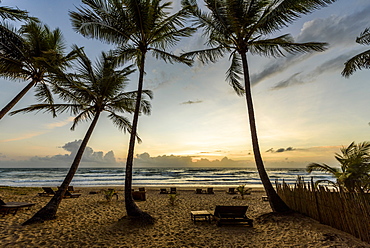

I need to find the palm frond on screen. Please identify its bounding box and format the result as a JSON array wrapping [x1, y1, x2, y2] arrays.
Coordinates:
[[256, 0, 336, 35], [181, 46, 228, 64], [342, 49, 370, 77], [356, 27, 370, 45], [151, 48, 193, 66], [249, 34, 327, 57], [226, 52, 245, 96]]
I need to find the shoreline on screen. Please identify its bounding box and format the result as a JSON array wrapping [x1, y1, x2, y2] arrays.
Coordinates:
[[1, 186, 368, 247]]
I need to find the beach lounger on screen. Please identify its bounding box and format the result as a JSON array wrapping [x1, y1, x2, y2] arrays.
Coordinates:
[[207, 188, 214, 194], [195, 188, 203, 194], [213, 205, 253, 227], [226, 188, 237, 194], [38, 187, 56, 196], [170, 187, 177, 194], [0, 199, 35, 216], [68, 186, 81, 193], [139, 187, 146, 192], [64, 190, 81, 198], [160, 188, 168, 194]]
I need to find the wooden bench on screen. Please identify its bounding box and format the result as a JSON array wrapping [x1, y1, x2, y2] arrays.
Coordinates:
[[213, 205, 253, 227]]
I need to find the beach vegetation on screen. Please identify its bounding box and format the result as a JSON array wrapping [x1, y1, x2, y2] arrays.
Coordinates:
[[0, 21, 74, 120], [103, 189, 117, 201], [13, 47, 151, 225], [181, 0, 337, 212], [168, 194, 178, 206], [236, 185, 250, 200], [70, 0, 195, 222], [307, 141, 370, 193], [342, 27, 370, 77]]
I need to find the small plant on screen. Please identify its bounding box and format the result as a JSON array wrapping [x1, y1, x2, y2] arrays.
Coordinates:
[[168, 194, 177, 206], [103, 189, 116, 201], [236, 185, 250, 200]]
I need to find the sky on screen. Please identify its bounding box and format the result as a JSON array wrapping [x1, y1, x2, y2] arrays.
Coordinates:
[[0, 0, 370, 168]]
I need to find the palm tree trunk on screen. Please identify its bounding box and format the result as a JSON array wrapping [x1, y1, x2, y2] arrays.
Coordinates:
[[240, 52, 290, 213], [124, 52, 153, 221], [22, 112, 101, 225], [0, 80, 36, 120]]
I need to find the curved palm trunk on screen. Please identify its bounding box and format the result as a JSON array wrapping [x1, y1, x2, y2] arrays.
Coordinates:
[[240, 52, 290, 213], [124, 52, 153, 221], [22, 112, 101, 225], [0, 80, 36, 120]]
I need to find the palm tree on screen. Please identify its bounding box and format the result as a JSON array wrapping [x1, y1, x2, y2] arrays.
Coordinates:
[[0, 0, 35, 21], [69, 0, 195, 220], [342, 28, 370, 77], [307, 142, 370, 193], [181, 0, 337, 212], [0, 21, 74, 120], [12, 47, 152, 225]]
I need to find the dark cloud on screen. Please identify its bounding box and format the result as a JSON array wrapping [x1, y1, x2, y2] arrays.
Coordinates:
[[266, 147, 296, 153], [134, 152, 247, 167], [181, 100, 203, 105], [0, 140, 118, 167]]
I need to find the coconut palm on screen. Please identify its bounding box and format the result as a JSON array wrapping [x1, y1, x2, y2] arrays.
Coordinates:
[[342, 28, 370, 77], [12, 47, 152, 225], [0, 21, 74, 120], [0, 0, 35, 21], [307, 142, 370, 193], [181, 0, 336, 212], [70, 0, 195, 220]]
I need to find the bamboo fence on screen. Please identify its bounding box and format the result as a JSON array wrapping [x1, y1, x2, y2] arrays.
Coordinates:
[[276, 178, 370, 243]]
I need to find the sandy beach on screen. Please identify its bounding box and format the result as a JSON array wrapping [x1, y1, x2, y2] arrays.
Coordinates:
[[0, 186, 369, 248]]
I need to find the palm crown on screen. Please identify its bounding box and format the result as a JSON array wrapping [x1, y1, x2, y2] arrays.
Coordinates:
[[70, 0, 195, 68], [307, 142, 370, 192], [182, 0, 333, 94], [11, 47, 152, 133], [0, 21, 76, 119]]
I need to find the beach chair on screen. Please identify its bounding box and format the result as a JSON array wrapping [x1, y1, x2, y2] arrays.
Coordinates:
[[64, 190, 81, 198], [57, 187, 82, 198], [207, 188, 214, 194], [213, 205, 253, 227], [132, 190, 146, 201], [170, 187, 177, 194], [139, 187, 146, 192], [38, 187, 56, 196], [68, 186, 81, 193], [226, 188, 237, 194], [160, 188, 168, 194], [195, 188, 203, 194], [0, 199, 35, 216]]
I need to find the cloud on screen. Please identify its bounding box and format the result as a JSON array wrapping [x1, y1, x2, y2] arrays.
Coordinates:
[[266, 147, 296, 153], [251, 6, 370, 87], [181, 100, 203, 105], [271, 51, 360, 90], [0, 140, 118, 167], [297, 6, 370, 46], [134, 152, 246, 167], [45, 117, 74, 129]]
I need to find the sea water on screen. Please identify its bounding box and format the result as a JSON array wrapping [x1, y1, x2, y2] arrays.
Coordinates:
[[0, 167, 333, 188]]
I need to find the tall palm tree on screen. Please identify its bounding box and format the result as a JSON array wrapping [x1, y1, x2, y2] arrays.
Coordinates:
[[342, 28, 370, 77], [0, 21, 74, 120], [181, 0, 336, 212], [12, 47, 152, 225], [70, 0, 195, 220], [307, 142, 370, 193]]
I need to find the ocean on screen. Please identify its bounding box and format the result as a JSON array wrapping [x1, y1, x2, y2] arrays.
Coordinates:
[[0, 167, 333, 188]]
